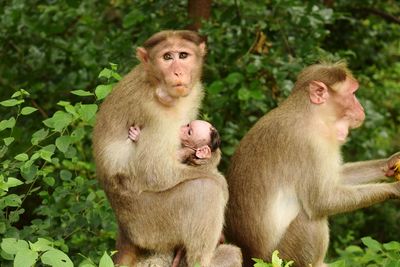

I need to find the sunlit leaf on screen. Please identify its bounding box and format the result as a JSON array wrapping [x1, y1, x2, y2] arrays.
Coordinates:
[[41, 249, 73, 267], [20, 107, 38, 115]]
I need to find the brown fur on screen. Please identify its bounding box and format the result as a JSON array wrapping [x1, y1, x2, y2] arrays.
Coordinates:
[[225, 61, 400, 267], [92, 30, 241, 267]]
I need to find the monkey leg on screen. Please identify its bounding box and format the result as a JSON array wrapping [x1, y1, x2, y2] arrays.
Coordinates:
[[114, 229, 140, 267], [276, 211, 329, 267], [179, 179, 227, 267], [115, 178, 228, 267]]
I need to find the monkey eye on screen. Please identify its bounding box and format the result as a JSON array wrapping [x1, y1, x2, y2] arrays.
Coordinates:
[[163, 53, 173, 60], [179, 52, 188, 59]]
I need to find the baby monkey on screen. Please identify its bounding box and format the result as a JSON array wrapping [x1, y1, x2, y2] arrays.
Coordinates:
[[129, 120, 221, 166]]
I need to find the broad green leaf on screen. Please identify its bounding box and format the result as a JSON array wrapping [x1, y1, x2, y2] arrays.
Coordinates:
[[328, 260, 346, 267], [11, 89, 30, 98], [0, 99, 24, 107], [20, 106, 38, 115], [225, 72, 244, 85], [99, 251, 114, 267], [271, 250, 283, 267], [383, 241, 400, 251], [344, 245, 363, 253], [40, 150, 53, 162], [98, 68, 112, 79], [4, 194, 22, 207], [14, 247, 38, 267], [362, 236, 382, 251], [3, 137, 14, 146], [43, 111, 73, 132], [41, 249, 73, 267], [122, 9, 145, 28], [43, 176, 55, 186], [0, 117, 16, 132], [1, 238, 19, 255], [208, 81, 224, 94], [95, 84, 114, 100], [77, 104, 98, 122], [14, 153, 29, 162], [238, 88, 251, 101], [29, 238, 53, 252], [1, 239, 28, 255], [20, 164, 38, 181], [60, 170, 72, 181], [71, 90, 94, 97], [56, 135, 73, 153], [5, 177, 23, 188], [31, 128, 49, 145], [112, 72, 122, 81]]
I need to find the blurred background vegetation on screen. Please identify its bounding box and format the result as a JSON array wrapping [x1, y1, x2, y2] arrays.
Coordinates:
[[0, 0, 399, 266]]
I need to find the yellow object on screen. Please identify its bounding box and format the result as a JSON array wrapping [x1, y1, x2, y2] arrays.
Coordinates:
[[395, 160, 400, 181]]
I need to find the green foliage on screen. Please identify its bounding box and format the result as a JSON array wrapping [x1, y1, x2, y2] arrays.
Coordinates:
[[0, 0, 399, 266], [253, 251, 294, 267], [329, 237, 400, 266], [0, 65, 119, 265]]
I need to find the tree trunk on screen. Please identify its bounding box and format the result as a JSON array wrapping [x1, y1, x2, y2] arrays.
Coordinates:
[[187, 0, 212, 31]]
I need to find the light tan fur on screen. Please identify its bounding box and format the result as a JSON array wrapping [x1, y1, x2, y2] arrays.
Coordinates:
[[92, 30, 241, 267], [225, 61, 400, 267]]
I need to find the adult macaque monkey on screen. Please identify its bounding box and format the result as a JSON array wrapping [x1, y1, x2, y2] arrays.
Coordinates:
[[225, 61, 400, 267], [92, 30, 241, 267]]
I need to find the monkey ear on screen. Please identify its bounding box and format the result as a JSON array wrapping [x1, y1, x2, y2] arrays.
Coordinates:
[[136, 47, 149, 63], [195, 145, 211, 159], [309, 81, 329, 104], [199, 42, 207, 57]]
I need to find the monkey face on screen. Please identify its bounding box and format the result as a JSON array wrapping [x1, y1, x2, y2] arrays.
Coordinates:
[[151, 38, 203, 98], [333, 77, 365, 129]]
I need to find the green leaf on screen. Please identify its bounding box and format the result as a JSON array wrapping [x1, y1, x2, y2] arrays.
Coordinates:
[[383, 241, 400, 251], [20, 164, 38, 180], [77, 104, 98, 122], [238, 88, 251, 101], [95, 84, 114, 100], [1, 238, 19, 255], [20, 106, 38, 115], [3, 137, 15, 146], [71, 90, 94, 97], [0, 117, 16, 132], [362, 236, 382, 251], [271, 250, 283, 267], [60, 170, 72, 181], [4, 194, 22, 207], [43, 176, 55, 186], [11, 89, 30, 98], [40, 148, 54, 162], [41, 249, 73, 267], [29, 238, 53, 252], [99, 251, 115, 267], [56, 136, 73, 153], [0, 99, 24, 107], [123, 9, 145, 28], [208, 81, 224, 94], [14, 247, 38, 267], [6, 177, 23, 188], [14, 153, 29, 162], [225, 72, 244, 85], [43, 111, 73, 132], [98, 68, 112, 79], [31, 128, 49, 145]]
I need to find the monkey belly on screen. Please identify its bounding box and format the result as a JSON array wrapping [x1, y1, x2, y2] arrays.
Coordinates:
[[113, 177, 227, 252]]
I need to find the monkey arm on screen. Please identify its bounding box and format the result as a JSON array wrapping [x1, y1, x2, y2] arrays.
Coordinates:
[[342, 152, 400, 184], [304, 182, 400, 218], [341, 159, 387, 184]]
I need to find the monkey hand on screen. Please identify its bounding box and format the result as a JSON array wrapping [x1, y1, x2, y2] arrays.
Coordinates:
[[128, 126, 141, 142], [384, 152, 400, 179]]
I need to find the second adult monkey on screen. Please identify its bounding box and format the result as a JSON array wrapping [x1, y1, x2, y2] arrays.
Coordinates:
[[92, 30, 241, 267], [225, 61, 400, 267]]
